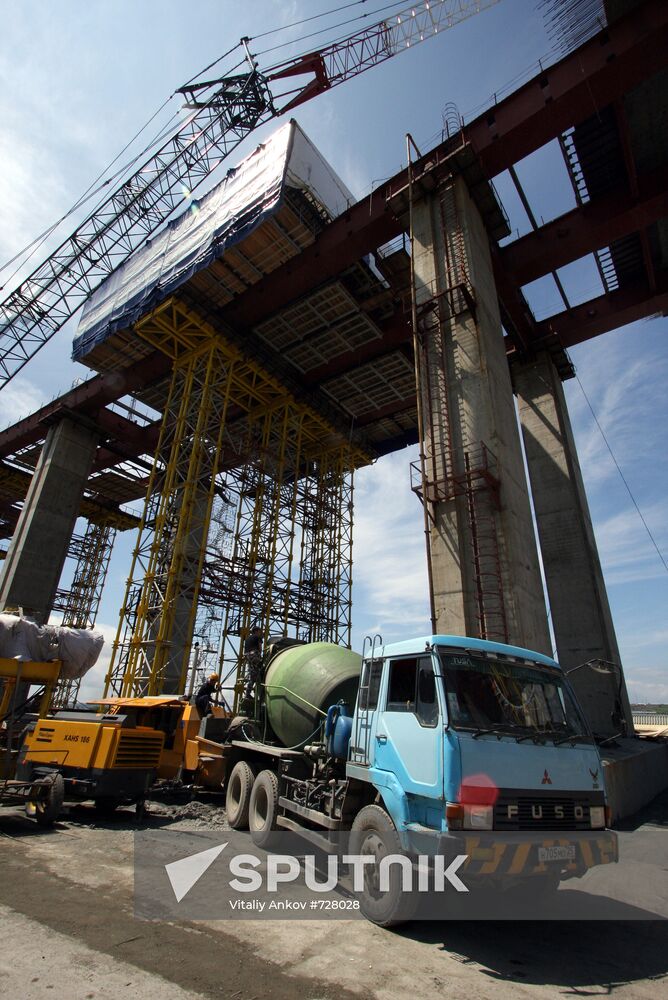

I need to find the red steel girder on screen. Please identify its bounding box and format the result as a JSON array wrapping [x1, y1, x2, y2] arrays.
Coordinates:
[[463, 0, 668, 177], [533, 270, 668, 347], [500, 165, 668, 287], [223, 197, 400, 330], [223, 8, 668, 339], [0, 352, 169, 459], [91, 419, 161, 475]]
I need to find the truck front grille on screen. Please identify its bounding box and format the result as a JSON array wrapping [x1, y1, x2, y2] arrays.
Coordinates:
[[494, 794, 601, 831], [112, 731, 164, 770]]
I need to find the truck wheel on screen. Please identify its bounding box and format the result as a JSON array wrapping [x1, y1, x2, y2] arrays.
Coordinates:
[[350, 804, 418, 928], [249, 770, 279, 848], [33, 772, 64, 827], [226, 761, 256, 830]]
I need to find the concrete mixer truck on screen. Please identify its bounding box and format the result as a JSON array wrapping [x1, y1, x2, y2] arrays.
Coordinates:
[[153, 633, 618, 924]]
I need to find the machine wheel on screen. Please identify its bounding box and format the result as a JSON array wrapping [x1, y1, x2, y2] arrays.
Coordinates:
[[248, 769, 279, 847], [33, 772, 64, 827], [350, 804, 418, 928], [226, 761, 256, 830], [94, 796, 121, 817]]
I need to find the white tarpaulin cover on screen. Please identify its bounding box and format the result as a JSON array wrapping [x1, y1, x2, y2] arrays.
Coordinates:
[[0, 614, 104, 681], [73, 119, 354, 362]]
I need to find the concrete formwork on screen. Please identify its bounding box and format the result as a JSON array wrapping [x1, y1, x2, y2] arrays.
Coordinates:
[[514, 351, 635, 736], [410, 175, 551, 654]]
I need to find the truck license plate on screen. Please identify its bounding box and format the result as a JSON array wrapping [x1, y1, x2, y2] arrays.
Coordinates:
[[538, 845, 576, 862]]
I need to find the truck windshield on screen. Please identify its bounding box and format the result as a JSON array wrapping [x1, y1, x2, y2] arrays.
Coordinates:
[[438, 650, 591, 743]]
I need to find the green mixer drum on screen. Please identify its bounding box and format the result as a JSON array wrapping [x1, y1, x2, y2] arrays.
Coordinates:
[[263, 642, 362, 748]]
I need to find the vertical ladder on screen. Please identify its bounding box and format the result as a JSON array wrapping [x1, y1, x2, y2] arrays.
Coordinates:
[[350, 633, 382, 766]]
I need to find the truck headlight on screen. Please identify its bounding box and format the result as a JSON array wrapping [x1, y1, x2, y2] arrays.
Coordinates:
[[590, 806, 605, 829], [464, 804, 493, 830]]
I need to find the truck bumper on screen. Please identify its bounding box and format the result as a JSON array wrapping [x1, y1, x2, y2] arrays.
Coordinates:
[[407, 828, 618, 879]]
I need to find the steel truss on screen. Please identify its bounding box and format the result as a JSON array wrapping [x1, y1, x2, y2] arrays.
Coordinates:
[[104, 298, 365, 699], [0, 63, 274, 386], [51, 519, 116, 708]]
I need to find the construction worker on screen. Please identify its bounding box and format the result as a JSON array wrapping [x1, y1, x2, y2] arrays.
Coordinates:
[[243, 627, 263, 701], [195, 674, 219, 717], [244, 626, 263, 662]]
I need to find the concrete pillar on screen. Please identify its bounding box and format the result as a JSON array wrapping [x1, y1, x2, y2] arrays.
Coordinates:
[[0, 417, 99, 623], [514, 351, 634, 736], [159, 491, 209, 694], [411, 176, 551, 654]]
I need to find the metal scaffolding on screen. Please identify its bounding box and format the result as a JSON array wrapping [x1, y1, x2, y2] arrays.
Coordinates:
[[104, 297, 365, 701], [51, 519, 116, 708], [214, 437, 356, 710]]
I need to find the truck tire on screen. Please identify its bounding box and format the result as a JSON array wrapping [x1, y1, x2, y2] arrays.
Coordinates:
[[226, 761, 256, 830], [350, 804, 418, 928], [249, 769, 279, 848], [33, 772, 64, 827]]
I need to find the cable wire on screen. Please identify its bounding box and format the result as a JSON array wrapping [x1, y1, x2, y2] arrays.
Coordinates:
[[575, 373, 668, 576], [257, 0, 417, 59], [250, 0, 373, 42]]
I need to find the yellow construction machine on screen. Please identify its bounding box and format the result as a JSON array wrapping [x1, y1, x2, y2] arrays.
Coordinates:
[[1, 656, 166, 818], [1, 657, 65, 825], [93, 696, 234, 794], [2, 651, 238, 822], [17, 700, 167, 816]]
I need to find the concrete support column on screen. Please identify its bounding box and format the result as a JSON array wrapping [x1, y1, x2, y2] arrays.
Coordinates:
[[0, 417, 99, 623], [514, 351, 634, 736], [159, 491, 209, 694], [411, 176, 551, 654]]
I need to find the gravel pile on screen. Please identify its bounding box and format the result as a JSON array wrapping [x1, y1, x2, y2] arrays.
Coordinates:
[[147, 798, 230, 830]]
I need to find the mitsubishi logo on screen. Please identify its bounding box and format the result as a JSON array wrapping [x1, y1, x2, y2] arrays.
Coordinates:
[[541, 769, 552, 785]]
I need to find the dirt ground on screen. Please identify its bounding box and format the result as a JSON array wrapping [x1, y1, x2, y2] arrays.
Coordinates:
[[1, 795, 667, 1000]]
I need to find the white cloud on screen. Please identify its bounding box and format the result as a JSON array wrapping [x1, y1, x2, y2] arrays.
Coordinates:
[[625, 665, 668, 705], [0, 115, 72, 276], [77, 621, 117, 702], [352, 447, 431, 647], [566, 332, 668, 491], [595, 503, 668, 587], [0, 375, 48, 427]]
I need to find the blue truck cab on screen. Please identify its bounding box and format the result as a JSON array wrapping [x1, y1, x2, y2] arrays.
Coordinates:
[[345, 635, 618, 889]]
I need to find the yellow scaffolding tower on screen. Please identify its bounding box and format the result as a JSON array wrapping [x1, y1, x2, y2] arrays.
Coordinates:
[[105, 297, 368, 699]]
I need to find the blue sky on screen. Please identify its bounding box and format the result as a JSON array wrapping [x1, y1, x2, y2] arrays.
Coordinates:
[[1, 1, 666, 701]]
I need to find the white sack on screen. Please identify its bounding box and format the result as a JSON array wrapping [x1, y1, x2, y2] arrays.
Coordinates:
[[0, 614, 103, 681]]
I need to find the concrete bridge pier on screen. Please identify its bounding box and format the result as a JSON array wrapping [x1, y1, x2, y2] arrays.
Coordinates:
[[0, 415, 99, 624], [513, 351, 635, 738], [410, 174, 551, 656]]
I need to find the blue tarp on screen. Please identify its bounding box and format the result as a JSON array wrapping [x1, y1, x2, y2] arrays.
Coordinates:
[[73, 120, 354, 362]]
